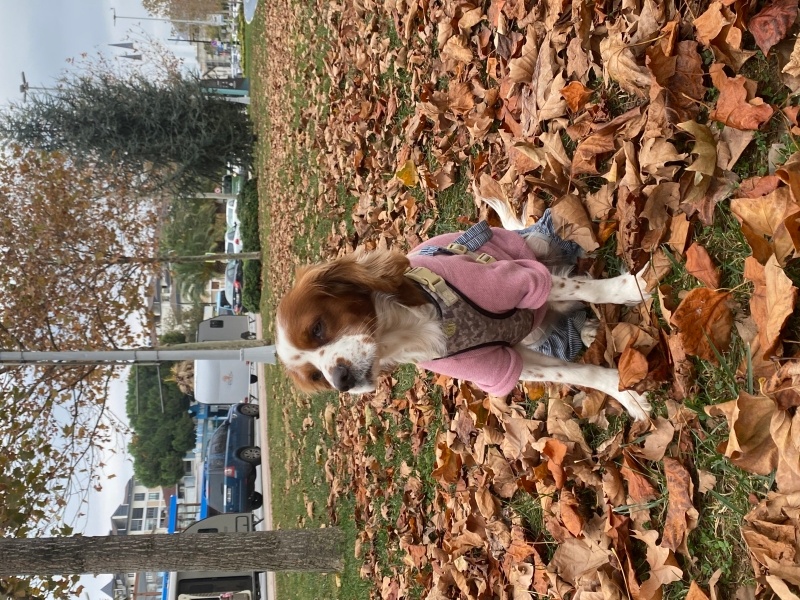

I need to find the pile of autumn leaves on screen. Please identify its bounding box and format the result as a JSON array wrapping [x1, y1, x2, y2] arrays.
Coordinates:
[[282, 0, 800, 597]]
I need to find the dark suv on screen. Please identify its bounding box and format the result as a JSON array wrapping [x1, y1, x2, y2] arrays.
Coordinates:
[[204, 403, 262, 515]]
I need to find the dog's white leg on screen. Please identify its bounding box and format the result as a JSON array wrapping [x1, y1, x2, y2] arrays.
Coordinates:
[[547, 269, 648, 306], [515, 345, 651, 421]]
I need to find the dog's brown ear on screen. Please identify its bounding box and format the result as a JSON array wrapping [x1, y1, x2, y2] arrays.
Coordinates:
[[314, 250, 428, 306]]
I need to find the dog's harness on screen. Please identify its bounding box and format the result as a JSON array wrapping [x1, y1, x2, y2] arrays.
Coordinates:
[[405, 222, 535, 358]]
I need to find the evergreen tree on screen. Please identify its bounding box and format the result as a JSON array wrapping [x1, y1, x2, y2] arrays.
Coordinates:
[[1, 70, 254, 196]]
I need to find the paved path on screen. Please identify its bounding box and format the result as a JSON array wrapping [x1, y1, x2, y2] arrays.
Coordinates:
[[254, 314, 277, 600]]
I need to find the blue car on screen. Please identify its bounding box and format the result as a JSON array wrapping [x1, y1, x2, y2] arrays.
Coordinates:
[[204, 403, 262, 515]]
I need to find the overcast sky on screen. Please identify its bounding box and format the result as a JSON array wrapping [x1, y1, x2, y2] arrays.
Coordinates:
[[0, 0, 198, 106], [0, 1, 201, 597]]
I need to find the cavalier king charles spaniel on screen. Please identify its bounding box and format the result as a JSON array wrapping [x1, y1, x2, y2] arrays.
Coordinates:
[[275, 194, 652, 421]]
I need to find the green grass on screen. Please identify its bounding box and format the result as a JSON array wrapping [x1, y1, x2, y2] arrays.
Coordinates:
[[246, 0, 795, 597], [631, 200, 766, 597], [238, 4, 250, 78]]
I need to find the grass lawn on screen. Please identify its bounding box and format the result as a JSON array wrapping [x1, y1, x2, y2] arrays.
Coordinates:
[[245, 0, 800, 598]]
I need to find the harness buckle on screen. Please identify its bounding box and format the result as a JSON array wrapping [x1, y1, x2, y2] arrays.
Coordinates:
[[446, 242, 468, 255], [405, 267, 460, 307]]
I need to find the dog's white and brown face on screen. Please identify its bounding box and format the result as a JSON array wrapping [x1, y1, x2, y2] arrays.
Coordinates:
[[275, 250, 435, 394]]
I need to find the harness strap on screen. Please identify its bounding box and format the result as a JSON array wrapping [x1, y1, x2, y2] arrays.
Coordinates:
[[444, 243, 496, 264], [405, 266, 459, 307], [416, 220, 494, 257]]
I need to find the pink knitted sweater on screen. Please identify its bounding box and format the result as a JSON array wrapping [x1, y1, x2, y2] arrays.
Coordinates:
[[409, 227, 552, 395]]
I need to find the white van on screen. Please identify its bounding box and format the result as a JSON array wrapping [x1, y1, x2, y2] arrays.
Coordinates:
[[194, 316, 256, 405], [198, 316, 255, 342], [193, 360, 254, 405], [166, 513, 259, 600]]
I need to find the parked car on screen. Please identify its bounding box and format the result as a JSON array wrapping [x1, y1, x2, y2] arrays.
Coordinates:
[[224, 260, 244, 315], [225, 224, 243, 254], [204, 403, 262, 515], [225, 198, 240, 228], [216, 290, 235, 316]]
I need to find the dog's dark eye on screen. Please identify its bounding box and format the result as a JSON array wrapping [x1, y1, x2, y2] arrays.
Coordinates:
[[311, 320, 324, 340], [310, 370, 323, 382]]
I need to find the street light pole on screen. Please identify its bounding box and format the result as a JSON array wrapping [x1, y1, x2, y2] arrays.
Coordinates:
[[19, 72, 60, 102], [110, 7, 221, 27]]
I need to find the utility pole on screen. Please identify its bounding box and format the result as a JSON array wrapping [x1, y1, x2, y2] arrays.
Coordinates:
[[0, 340, 276, 367]]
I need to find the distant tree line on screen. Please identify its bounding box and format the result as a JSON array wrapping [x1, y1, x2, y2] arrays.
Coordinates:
[[126, 364, 196, 488]]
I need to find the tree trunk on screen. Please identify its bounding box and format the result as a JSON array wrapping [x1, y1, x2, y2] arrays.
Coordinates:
[[0, 530, 343, 576]]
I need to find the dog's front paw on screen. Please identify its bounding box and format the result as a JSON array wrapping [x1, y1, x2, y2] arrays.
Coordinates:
[[580, 318, 600, 347], [613, 389, 652, 421], [616, 267, 649, 306]]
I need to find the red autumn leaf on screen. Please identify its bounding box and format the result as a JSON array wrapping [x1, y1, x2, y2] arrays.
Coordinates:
[[748, 0, 799, 56]]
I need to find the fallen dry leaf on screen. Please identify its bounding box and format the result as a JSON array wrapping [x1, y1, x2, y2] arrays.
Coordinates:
[[744, 255, 798, 357], [706, 392, 778, 475], [661, 457, 699, 556], [686, 242, 721, 288], [687, 581, 712, 600], [747, 0, 799, 57], [670, 288, 733, 363], [550, 194, 600, 251], [600, 20, 653, 98], [619, 347, 650, 389], [693, 2, 732, 46], [634, 529, 684, 598], [709, 63, 775, 130], [560, 80, 593, 113]]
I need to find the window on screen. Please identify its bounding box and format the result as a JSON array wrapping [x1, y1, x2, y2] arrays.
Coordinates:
[[134, 493, 145, 502], [145, 519, 158, 531], [132, 508, 144, 519], [146, 508, 158, 519], [130, 520, 142, 532], [148, 492, 160, 501]]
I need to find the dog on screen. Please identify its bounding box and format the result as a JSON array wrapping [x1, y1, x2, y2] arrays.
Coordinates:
[[275, 194, 652, 421]]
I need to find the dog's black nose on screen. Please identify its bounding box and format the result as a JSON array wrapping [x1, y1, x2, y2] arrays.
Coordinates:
[[331, 364, 356, 392]]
